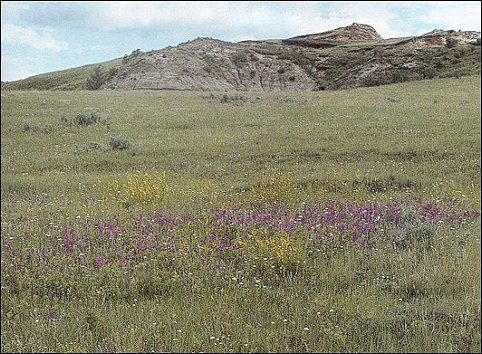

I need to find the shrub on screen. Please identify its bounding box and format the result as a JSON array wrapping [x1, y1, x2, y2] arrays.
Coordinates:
[[86, 66, 106, 90], [393, 223, 436, 250], [277, 97, 307, 104], [23, 121, 53, 133], [231, 51, 249, 66], [391, 70, 405, 83], [59, 112, 69, 125], [108, 136, 130, 150], [100, 171, 169, 209], [201, 93, 261, 105], [63, 109, 110, 127], [237, 227, 304, 274], [423, 67, 436, 79], [250, 173, 295, 203], [249, 53, 259, 61], [42, 124, 53, 133], [277, 50, 312, 67], [362, 74, 392, 87], [75, 141, 110, 154], [220, 94, 248, 105], [83, 141, 103, 151], [23, 121, 33, 132], [445, 37, 458, 48], [392, 206, 436, 250], [74, 109, 101, 126], [108, 67, 118, 77], [373, 47, 384, 58]]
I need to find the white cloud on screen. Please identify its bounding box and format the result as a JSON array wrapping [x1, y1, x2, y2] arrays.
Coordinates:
[[1, 54, 39, 81], [5, 2, 480, 42], [423, 2, 481, 31], [92, 2, 272, 31], [82, 2, 444, 40], [85, 2, 403, 40], [1, 67, 37, 82], [1, 24, 68, 52]]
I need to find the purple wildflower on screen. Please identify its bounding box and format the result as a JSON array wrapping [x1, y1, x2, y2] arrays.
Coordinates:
[[3, 239, 12, 250], [44, 309, 58, 321], [94, 255, 106, 269]]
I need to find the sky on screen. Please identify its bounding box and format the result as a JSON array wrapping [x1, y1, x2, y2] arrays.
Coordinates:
[[1, 1, 481, 82]]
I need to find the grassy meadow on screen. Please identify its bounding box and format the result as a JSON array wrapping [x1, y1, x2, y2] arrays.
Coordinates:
[[1, 76, 481, 352]]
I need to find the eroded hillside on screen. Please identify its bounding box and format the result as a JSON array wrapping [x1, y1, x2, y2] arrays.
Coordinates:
[[3, 23, 480, 91]]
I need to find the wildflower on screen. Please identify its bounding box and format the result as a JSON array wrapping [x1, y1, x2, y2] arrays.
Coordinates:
[[44, 309, 58, 321], [94, 255, 106, 269], [3, 239, 12, 250]]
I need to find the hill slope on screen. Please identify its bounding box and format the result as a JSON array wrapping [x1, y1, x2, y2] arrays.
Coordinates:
[[2, 23, 480, 91]]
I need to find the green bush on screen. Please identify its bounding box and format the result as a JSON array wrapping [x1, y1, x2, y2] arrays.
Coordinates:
[[86, 66, 106, 90], [74, 109, 101, 126], [445, 37, 458, 49], [231, 51, 249, 66], [23, 121, 53, 133], [59, 110, 110, 127], [108, 67, 118, 77], [75, 141, 111, 154], [392, 206, 436, 250], [393, 223, 436, 250], [109, 136, 130, 150], [59, 112, 68, 124], [220, 94, 248, 104]]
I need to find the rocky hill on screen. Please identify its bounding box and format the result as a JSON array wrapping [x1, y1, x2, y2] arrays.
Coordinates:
[[3, 23, 480, 91]]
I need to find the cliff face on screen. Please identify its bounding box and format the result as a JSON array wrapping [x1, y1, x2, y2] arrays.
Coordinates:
[[3, 23, 481, 91], [104, 38, 316, 91]]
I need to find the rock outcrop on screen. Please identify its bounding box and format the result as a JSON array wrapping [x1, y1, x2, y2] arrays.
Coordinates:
[[287, 23, 383, 42], [104, 38, 316, 91]]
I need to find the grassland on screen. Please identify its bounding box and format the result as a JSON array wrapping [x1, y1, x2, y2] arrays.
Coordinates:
[[1, 58, 122, 91], [1, 76, 481, 352]]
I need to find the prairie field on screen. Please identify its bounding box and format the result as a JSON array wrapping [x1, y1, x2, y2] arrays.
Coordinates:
[[1, 76, 481, 352]]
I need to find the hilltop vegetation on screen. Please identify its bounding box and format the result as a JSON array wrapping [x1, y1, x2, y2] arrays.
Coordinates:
[[1, 58, 122, 91], [2, 24, 480, 91]]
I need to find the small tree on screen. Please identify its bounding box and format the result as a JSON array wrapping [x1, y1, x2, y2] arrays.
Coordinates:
[[86, 66, 106, 90], [108, 67, 118, 77], [445, 37, 457, 48]]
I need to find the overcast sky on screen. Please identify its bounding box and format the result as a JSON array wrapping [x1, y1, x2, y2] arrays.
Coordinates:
[[1, 1, 481, 82]]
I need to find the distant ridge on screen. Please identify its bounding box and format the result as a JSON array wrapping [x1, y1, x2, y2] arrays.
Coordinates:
[[3, 23, 480, 91]]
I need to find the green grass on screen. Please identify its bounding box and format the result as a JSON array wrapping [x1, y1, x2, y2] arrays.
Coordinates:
[[1, 76, 481, 352], [1, 58, 122, 91]]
